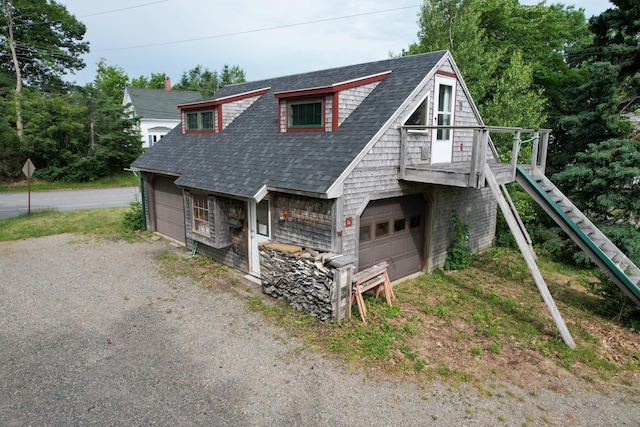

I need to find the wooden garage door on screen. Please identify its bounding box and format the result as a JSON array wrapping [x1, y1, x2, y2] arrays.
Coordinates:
[[359, 195, 425, 281], [153, 176, 186, 243]]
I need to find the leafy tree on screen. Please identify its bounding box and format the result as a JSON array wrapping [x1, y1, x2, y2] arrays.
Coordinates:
[[403, 0, 587, 137], [1, 0, 88, 140], [131, 72, 169, 89], [173, 64, 246, 96], [0, 0, 88, 90], [94, 58, 130, 105]]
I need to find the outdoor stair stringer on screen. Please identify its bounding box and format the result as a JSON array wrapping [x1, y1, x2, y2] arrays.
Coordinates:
[[515, 166, 640, 307], [484, 164, 576, 348]]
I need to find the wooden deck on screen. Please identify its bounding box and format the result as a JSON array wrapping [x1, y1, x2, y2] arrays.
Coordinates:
[[401, 161, 531, 188], [399, 126, 549, 189]]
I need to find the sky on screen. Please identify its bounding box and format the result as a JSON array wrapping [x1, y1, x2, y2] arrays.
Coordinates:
[[58, 0, 614, 87]]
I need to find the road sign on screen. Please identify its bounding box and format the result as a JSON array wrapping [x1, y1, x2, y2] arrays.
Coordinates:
[[21, 158, 36, 214], [22, 158, 35, 179]]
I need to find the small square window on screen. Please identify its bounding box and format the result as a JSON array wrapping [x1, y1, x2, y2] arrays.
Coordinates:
[[359, 225, 371, 241], [376, 221, 389, 238], [289, 100, 323, 129], [394, 218, 406, 232], [201, 111, 214, 130], [186, 112, 199, 131], [410, 215, 421, 229]]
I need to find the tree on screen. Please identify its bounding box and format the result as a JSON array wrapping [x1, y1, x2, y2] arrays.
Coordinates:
[[0, 0, 88, 140], [403, 0, 588, 134], [131, 72, 169, 89], [94, 58, 130, 105], [173, 64, 246, 96], [550, 1, 640, 321]]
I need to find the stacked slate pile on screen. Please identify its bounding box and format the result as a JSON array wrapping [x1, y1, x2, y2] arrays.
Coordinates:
[[259, 242, 341, 321]]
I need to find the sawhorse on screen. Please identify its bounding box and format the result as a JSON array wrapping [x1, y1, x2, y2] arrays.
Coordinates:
[[351, 262, 395, 323]]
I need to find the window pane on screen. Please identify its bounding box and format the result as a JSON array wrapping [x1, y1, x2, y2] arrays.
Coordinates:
[[359, 225, 371, 241], [405, 97, 428, 126], [394, 218, 406, 232], [375, 221, 389, 238], [201, 111, 214, 130], [256, 199, 269, 237], [192, 194, 209, 235], [186, 112, 198, 130], [410, 215, 421, 229], [290, 101, 322, 128]]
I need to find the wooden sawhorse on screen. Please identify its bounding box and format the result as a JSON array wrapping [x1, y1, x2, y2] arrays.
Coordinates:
[[351, 262, 395, 323]]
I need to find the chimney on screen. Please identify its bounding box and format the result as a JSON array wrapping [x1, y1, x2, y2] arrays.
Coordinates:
[[164, 77, 171, 91]]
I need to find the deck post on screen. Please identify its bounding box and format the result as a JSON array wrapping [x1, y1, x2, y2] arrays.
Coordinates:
[[469, 129, 481, 187], [478, 128, 488, 187], [539, 131, 549, 175], [510, 130, 521, 181], [400, 127, 407, 179], [531, 130, 540, 173]]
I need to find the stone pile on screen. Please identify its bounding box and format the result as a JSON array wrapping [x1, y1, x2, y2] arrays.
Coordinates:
[[259, 242, 342, 321]]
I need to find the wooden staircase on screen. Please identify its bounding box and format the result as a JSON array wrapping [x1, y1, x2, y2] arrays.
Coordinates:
[[484, 164, 576, 347], [516, 166, 640, 306]]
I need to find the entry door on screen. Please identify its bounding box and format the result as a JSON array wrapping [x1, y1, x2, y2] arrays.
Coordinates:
[[249, 198, 271, 275], [431, 75, 456, 164]]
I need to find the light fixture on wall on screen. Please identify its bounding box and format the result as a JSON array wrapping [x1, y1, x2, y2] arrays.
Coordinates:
[[279, 208, 289, 221]]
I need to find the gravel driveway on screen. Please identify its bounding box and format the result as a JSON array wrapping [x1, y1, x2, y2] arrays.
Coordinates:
[[1, 234, 638, 426]]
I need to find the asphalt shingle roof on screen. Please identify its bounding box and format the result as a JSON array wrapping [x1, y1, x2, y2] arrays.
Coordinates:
[[131, 51, 448, 198], [126, 87, 202, 120]]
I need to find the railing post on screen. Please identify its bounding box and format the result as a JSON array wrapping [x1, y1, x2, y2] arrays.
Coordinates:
[[469, 129, 481, 187], [539, 131, 549, 175], [531, 130, 540, 172], [400, 127, 407, 179], [511, 130, 521, 181], [478, 128, 488, 187]]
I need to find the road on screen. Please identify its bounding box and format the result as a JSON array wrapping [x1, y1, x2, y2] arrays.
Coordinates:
[[0, 186, 140, 219]]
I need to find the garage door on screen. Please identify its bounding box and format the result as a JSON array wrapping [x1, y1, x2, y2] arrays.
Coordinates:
[[153, 176, 186, 243], [359, 195, 425, 281]]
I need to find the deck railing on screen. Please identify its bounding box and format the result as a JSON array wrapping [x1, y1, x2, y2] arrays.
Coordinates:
[[399, 125, 551, 187]]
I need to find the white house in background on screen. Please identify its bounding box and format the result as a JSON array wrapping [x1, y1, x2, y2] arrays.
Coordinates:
[[123, 78, 202, 149]]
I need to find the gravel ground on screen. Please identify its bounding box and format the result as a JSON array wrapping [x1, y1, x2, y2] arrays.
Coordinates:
[[1, 234, 639, 426]]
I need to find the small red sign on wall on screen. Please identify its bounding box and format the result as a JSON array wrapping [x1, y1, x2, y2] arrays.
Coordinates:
[[345, 217, 353, 227]]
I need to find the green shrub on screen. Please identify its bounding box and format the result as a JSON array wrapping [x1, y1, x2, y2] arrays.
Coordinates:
[[121, 200, 144, 231], [445, 211, 473, 270]]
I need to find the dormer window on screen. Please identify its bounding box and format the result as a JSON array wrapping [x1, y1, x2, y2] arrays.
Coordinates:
[[201, 111, 214, 130], [275, 71, 391, 133], [178, 87, 270, 134], [288, 99, 324, 130], [186, 112, 199, 131], [185, 110, 214, 131]]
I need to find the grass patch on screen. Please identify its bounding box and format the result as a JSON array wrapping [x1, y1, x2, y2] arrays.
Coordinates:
[[0, 207, 130, 241], [228, 247, 640, 392], [0, 172, 138, 192], [154, 252, 230, 288]]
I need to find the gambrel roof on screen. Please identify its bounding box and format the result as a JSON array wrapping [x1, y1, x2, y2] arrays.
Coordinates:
[[124, 87, 202, 120], [131, 51, 450, 198]]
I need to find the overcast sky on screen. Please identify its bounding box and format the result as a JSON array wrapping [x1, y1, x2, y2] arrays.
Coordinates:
[[59, 0, 613, 87]]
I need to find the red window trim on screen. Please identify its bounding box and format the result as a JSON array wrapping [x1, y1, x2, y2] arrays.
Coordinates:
[[177, 87, 270, 110], [434, 70, 457, 79], [275, 71, 390, 132], [273, 71, 390, 99]]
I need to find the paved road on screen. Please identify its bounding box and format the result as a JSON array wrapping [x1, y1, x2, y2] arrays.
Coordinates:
[[0, 187, 140, 219]]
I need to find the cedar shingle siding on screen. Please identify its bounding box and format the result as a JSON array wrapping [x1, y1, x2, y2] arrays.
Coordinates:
[[132, 51, 497, 277]]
